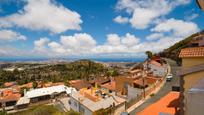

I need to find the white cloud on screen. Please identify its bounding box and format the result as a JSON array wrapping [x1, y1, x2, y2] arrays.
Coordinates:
[[107, 34, 121, 46], [185, 13, 199, 21], [151, 18, 199, 37], [34, 37, 50, 53], [0, 29, 26, 41], [115, 0, 191, 29], [129, 8, 158, 29], [60, 33, 96, 52], [113, 15, 129, 24], [0, 0, 82, 34], [146, 33, 164, 41]]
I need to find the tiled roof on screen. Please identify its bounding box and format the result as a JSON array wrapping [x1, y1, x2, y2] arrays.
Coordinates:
[[101, 81, 116, 91], [179, 47, 204, 58]]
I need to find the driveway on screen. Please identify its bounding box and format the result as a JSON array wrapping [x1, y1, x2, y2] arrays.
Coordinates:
[[130, 59, 180, 115]]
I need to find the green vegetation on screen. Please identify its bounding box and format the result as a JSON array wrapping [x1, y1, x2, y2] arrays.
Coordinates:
[[0, 60, 115, 87], [145, 51, 153, 59], [159, 30, 204, 64], [12, 105, 79, 115]]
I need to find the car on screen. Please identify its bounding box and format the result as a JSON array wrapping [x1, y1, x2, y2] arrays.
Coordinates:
[[166, 74, 173, 82]]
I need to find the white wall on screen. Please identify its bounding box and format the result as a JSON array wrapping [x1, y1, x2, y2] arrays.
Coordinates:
[[69, 97, 93, 115]]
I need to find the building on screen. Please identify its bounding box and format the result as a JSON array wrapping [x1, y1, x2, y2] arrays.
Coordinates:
[[178, 47, 204, 115], [147, 60, 168, 77], [69, 80, 92, 90], [69, 88, 125, 115], [186, 77, 204, 115], [137, 91, 180, 115], [189, 35, 204, 47], [0, 89, 21, 110], [24, 85, 76, 103]]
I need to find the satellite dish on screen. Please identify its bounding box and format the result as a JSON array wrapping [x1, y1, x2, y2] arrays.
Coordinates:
[[197, 0, 204, 11]]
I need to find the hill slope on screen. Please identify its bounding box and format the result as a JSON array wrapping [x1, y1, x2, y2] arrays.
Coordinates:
[[159, 30, 204, 64]]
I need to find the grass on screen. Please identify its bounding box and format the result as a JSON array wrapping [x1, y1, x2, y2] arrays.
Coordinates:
[[10, 105, 79, 115]]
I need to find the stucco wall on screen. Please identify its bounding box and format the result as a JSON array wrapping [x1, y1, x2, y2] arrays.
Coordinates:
[[182, 57, 204, 68], [183, 71, 204, 92], [186, 91, 204, 115]]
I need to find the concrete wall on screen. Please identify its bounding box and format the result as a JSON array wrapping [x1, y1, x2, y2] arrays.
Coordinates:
[[182, 57, 204, 68], [115, 76, 133, 95], [69, 97, 93, 115], [186, 91, 204, 115], [127, 85, 142, 102]]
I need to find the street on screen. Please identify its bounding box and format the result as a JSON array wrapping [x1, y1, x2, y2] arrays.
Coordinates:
[[130, 59, 180, 115]]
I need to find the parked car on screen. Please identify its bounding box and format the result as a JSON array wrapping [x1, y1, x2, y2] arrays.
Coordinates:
[[166, 74, 173, 82]]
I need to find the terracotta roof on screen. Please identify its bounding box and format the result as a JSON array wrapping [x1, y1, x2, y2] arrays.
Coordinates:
[[179, 47, 204, 58], [0, 90, 21, 102], [101, 81, 116, 91], [150, 60, 162, 67], [69, 80, 92, 90], [137, 91, 180, 115], [4, 82, 17, 87]]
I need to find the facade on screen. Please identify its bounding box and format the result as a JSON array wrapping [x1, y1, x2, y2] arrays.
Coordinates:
[[178, 47, 204, 115], [69, 88, 125, 115], [186, 78, 204, 115], [147, 60, 167, 77]]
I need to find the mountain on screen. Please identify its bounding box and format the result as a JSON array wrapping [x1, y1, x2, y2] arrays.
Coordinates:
[[158, 30, 204, 65]]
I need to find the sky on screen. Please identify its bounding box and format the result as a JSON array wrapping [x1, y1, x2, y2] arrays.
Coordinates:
[[0, 0, 203, 59]]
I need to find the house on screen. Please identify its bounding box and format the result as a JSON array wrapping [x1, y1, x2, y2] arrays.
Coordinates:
[[69, 88, 126, 115], [24, 85, 76, 103], [69, 80, 92, 90], [178, 47, 204, 115], [0, 89, 21, 110], [101, 80, 116, 92], [189, 35, 204, 47], [186, 77, 204, 115], [4, 82, 17, 88], [137, 91, 180, 115], [147, 60, 167, 77]]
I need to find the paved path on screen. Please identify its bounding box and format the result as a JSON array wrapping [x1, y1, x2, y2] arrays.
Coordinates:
[[130, 59, 180, 115]]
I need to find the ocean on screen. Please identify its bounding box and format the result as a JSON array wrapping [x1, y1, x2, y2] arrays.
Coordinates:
[[0, 57, 145, 62]]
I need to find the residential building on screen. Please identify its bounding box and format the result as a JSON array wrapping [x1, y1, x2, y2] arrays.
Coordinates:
[[147, 60, 168, 77], [0, 89, 21, 110], [186, 77, 204, 115], [189, 35, 204, 47], [178, 47, 204, 115], [69, 88, 125, 115], [24, 85, 76, 103]]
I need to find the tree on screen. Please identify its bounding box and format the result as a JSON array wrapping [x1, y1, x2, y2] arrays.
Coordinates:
[[32, 81, 38, 89], [145, 51, 153, 59]]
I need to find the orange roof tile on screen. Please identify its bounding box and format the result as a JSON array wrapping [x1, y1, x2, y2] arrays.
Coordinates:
[[137, 91, 180, 115], [179, 47, 204, 58], [101, 81, 116, 91], [150, 60, 162, 67]]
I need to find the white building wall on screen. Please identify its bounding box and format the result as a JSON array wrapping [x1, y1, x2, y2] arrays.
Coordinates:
[[69, 96, 93, 115]]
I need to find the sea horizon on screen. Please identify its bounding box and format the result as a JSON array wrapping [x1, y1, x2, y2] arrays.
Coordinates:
[[0, 57, 145, 63]]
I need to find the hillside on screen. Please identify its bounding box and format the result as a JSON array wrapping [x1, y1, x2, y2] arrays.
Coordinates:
[[159, 30, 204, 64], [0, 60, 110, 86]]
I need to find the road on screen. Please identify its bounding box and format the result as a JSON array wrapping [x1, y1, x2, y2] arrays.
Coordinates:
[[130, 59, 180, 115]]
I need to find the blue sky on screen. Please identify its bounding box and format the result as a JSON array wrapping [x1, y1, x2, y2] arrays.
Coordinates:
[[0, 0, 203, 59]]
